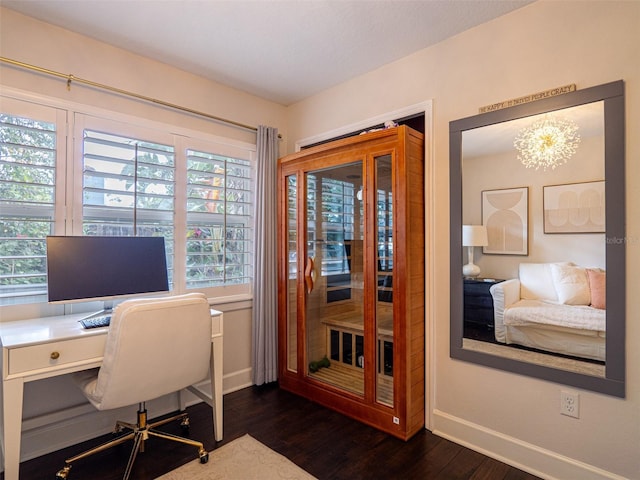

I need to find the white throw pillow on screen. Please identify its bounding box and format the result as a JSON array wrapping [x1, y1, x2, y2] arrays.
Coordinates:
[[550, 263, 591, 305], [519, 263, 561, 302]]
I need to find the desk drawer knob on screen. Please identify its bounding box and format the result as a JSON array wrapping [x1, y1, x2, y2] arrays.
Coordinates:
[[50, 351, 60, 360]]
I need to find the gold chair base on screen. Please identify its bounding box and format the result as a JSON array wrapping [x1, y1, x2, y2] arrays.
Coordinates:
[[56, 403, 209, 480]]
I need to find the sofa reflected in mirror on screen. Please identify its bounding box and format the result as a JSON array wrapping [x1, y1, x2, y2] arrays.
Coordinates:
[[450, 81, 625, 397], [488, 262, 606, 377]]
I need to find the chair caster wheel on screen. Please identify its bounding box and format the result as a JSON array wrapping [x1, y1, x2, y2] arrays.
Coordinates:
[[56, 466, 71, 479], [199, 452, 209, 464]]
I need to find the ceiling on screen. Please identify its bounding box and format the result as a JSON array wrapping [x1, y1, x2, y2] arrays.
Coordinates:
[[3, 0, 533, 106]]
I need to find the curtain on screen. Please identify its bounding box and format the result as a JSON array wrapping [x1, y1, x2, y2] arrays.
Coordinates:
[[251, 125, 279, 385]]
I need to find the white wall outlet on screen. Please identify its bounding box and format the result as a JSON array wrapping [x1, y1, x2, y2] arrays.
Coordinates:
[[560, 391, 580, 418]]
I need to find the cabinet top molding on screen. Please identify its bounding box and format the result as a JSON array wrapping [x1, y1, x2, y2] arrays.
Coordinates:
[[479, 84, 576, 113], [281, 126, 423, 164]]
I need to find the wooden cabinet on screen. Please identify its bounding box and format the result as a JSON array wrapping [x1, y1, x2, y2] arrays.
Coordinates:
[[277, 126, 425, 440]]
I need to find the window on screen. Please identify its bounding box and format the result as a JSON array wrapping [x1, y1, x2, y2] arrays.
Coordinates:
[[0, 100, 66, 306], [0, 96, 255, 308], [82, 129, 176, 287], [186, 149, 252, 288]]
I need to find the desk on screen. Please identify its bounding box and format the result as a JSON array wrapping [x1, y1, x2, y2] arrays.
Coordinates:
[[0, 309, 223, 480]]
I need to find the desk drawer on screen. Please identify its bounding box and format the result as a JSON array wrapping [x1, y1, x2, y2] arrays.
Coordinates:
[[8, 335, 106, 375]]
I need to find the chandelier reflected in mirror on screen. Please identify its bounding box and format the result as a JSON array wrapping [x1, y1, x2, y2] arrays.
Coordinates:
[[514, 116, 581, 171]]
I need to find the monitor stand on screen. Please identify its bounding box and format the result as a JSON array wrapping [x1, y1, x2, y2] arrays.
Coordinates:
[[80, 300, 114, 321]]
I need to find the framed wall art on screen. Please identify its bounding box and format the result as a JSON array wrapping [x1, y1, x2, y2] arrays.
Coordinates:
[[543, 180, 605, 233], [482, 187, 528, 255]]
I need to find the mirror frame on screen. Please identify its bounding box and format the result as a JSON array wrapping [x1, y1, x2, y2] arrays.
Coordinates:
[[449, 80, 625, 397]]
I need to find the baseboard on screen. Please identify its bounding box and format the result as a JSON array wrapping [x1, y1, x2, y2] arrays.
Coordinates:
[[222, 367, 253, 394], [431, 409, 627, 480]]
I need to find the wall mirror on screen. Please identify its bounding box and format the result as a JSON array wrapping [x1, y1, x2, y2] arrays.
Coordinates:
[[449, 81, 625, 397]]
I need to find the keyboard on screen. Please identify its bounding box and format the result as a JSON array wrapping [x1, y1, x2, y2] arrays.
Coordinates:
[[80, 315, 111, 329]]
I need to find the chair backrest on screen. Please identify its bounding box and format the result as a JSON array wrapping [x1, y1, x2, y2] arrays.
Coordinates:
[[84, 293, 212, 410]]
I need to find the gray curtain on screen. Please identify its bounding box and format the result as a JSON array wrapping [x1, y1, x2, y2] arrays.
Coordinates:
[[251, 125, 279, 385]]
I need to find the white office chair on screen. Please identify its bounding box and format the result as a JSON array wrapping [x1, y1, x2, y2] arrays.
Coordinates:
[[56, 293, 212, 480]]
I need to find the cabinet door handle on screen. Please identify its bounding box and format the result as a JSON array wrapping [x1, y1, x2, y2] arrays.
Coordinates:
[[50, 351, 60, 360], [304, 256, 315, 294]]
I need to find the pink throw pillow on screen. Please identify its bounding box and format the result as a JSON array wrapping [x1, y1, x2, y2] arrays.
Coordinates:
[[587, 269, 606, 309]]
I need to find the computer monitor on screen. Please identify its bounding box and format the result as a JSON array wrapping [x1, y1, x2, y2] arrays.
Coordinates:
[[46, 236, 169, 317]]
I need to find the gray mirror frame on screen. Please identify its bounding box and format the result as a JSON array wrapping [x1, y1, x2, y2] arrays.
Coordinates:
[[449, 80, 625, 397]]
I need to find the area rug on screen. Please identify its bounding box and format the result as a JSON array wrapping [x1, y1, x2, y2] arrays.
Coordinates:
[[155, 434, 317, 480]]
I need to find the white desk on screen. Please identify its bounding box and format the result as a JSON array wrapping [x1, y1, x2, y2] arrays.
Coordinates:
[[0, 309, 223, 480]]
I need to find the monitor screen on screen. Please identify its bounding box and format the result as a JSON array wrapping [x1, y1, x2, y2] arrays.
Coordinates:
[[46, 236, 169, 304]]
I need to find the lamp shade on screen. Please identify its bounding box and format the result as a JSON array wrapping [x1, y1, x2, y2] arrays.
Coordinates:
[[462, 225, 488, 247]]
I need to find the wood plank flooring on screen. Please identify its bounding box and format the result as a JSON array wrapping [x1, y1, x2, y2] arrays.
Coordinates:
[[9, 384, 541, 480]]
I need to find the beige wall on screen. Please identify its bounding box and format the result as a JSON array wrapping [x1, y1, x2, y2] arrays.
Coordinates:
[[286, 2, 639, 479]]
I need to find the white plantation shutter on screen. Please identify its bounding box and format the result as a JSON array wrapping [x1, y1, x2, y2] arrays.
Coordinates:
[[0, 101, 65, 306], [186, 149, 252, 287], [82, 129, 176, 287]]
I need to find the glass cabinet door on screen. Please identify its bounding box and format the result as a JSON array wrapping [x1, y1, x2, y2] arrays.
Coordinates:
[[375, 154, 394, 407], [304, 161, 364, 397], [285, 175, 298, 373]]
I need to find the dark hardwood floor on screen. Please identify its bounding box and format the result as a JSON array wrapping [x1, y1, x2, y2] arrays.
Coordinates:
[[11, 384, 541, 480]]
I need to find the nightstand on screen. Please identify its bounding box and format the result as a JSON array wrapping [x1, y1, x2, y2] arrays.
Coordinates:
[[463, 278, 503, 330]]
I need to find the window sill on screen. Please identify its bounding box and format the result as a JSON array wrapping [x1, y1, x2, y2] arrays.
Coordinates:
[[207, 293, 253, 306]]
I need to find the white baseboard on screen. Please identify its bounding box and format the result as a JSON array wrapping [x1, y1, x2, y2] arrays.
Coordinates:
[[222, 367, 253, 394], [432, 409, 626, 480]]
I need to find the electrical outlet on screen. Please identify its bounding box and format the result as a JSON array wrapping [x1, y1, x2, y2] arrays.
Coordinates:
[[560, 391, 580, 418]]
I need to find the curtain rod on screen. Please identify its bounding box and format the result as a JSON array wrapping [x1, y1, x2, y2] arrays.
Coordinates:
[[0, 56, 259, 133]]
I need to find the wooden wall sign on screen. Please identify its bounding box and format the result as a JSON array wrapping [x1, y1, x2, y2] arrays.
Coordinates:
[[479, 84, 576, 113]]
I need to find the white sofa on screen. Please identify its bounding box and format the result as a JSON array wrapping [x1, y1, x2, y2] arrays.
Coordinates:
[[489, 262, 606, 361]]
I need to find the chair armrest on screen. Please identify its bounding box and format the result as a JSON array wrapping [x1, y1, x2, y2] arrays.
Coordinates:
[[490, 279, 520, 343]]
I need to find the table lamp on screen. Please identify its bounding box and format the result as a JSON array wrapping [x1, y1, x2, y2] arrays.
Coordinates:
[[462, 225, 488, 278]]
